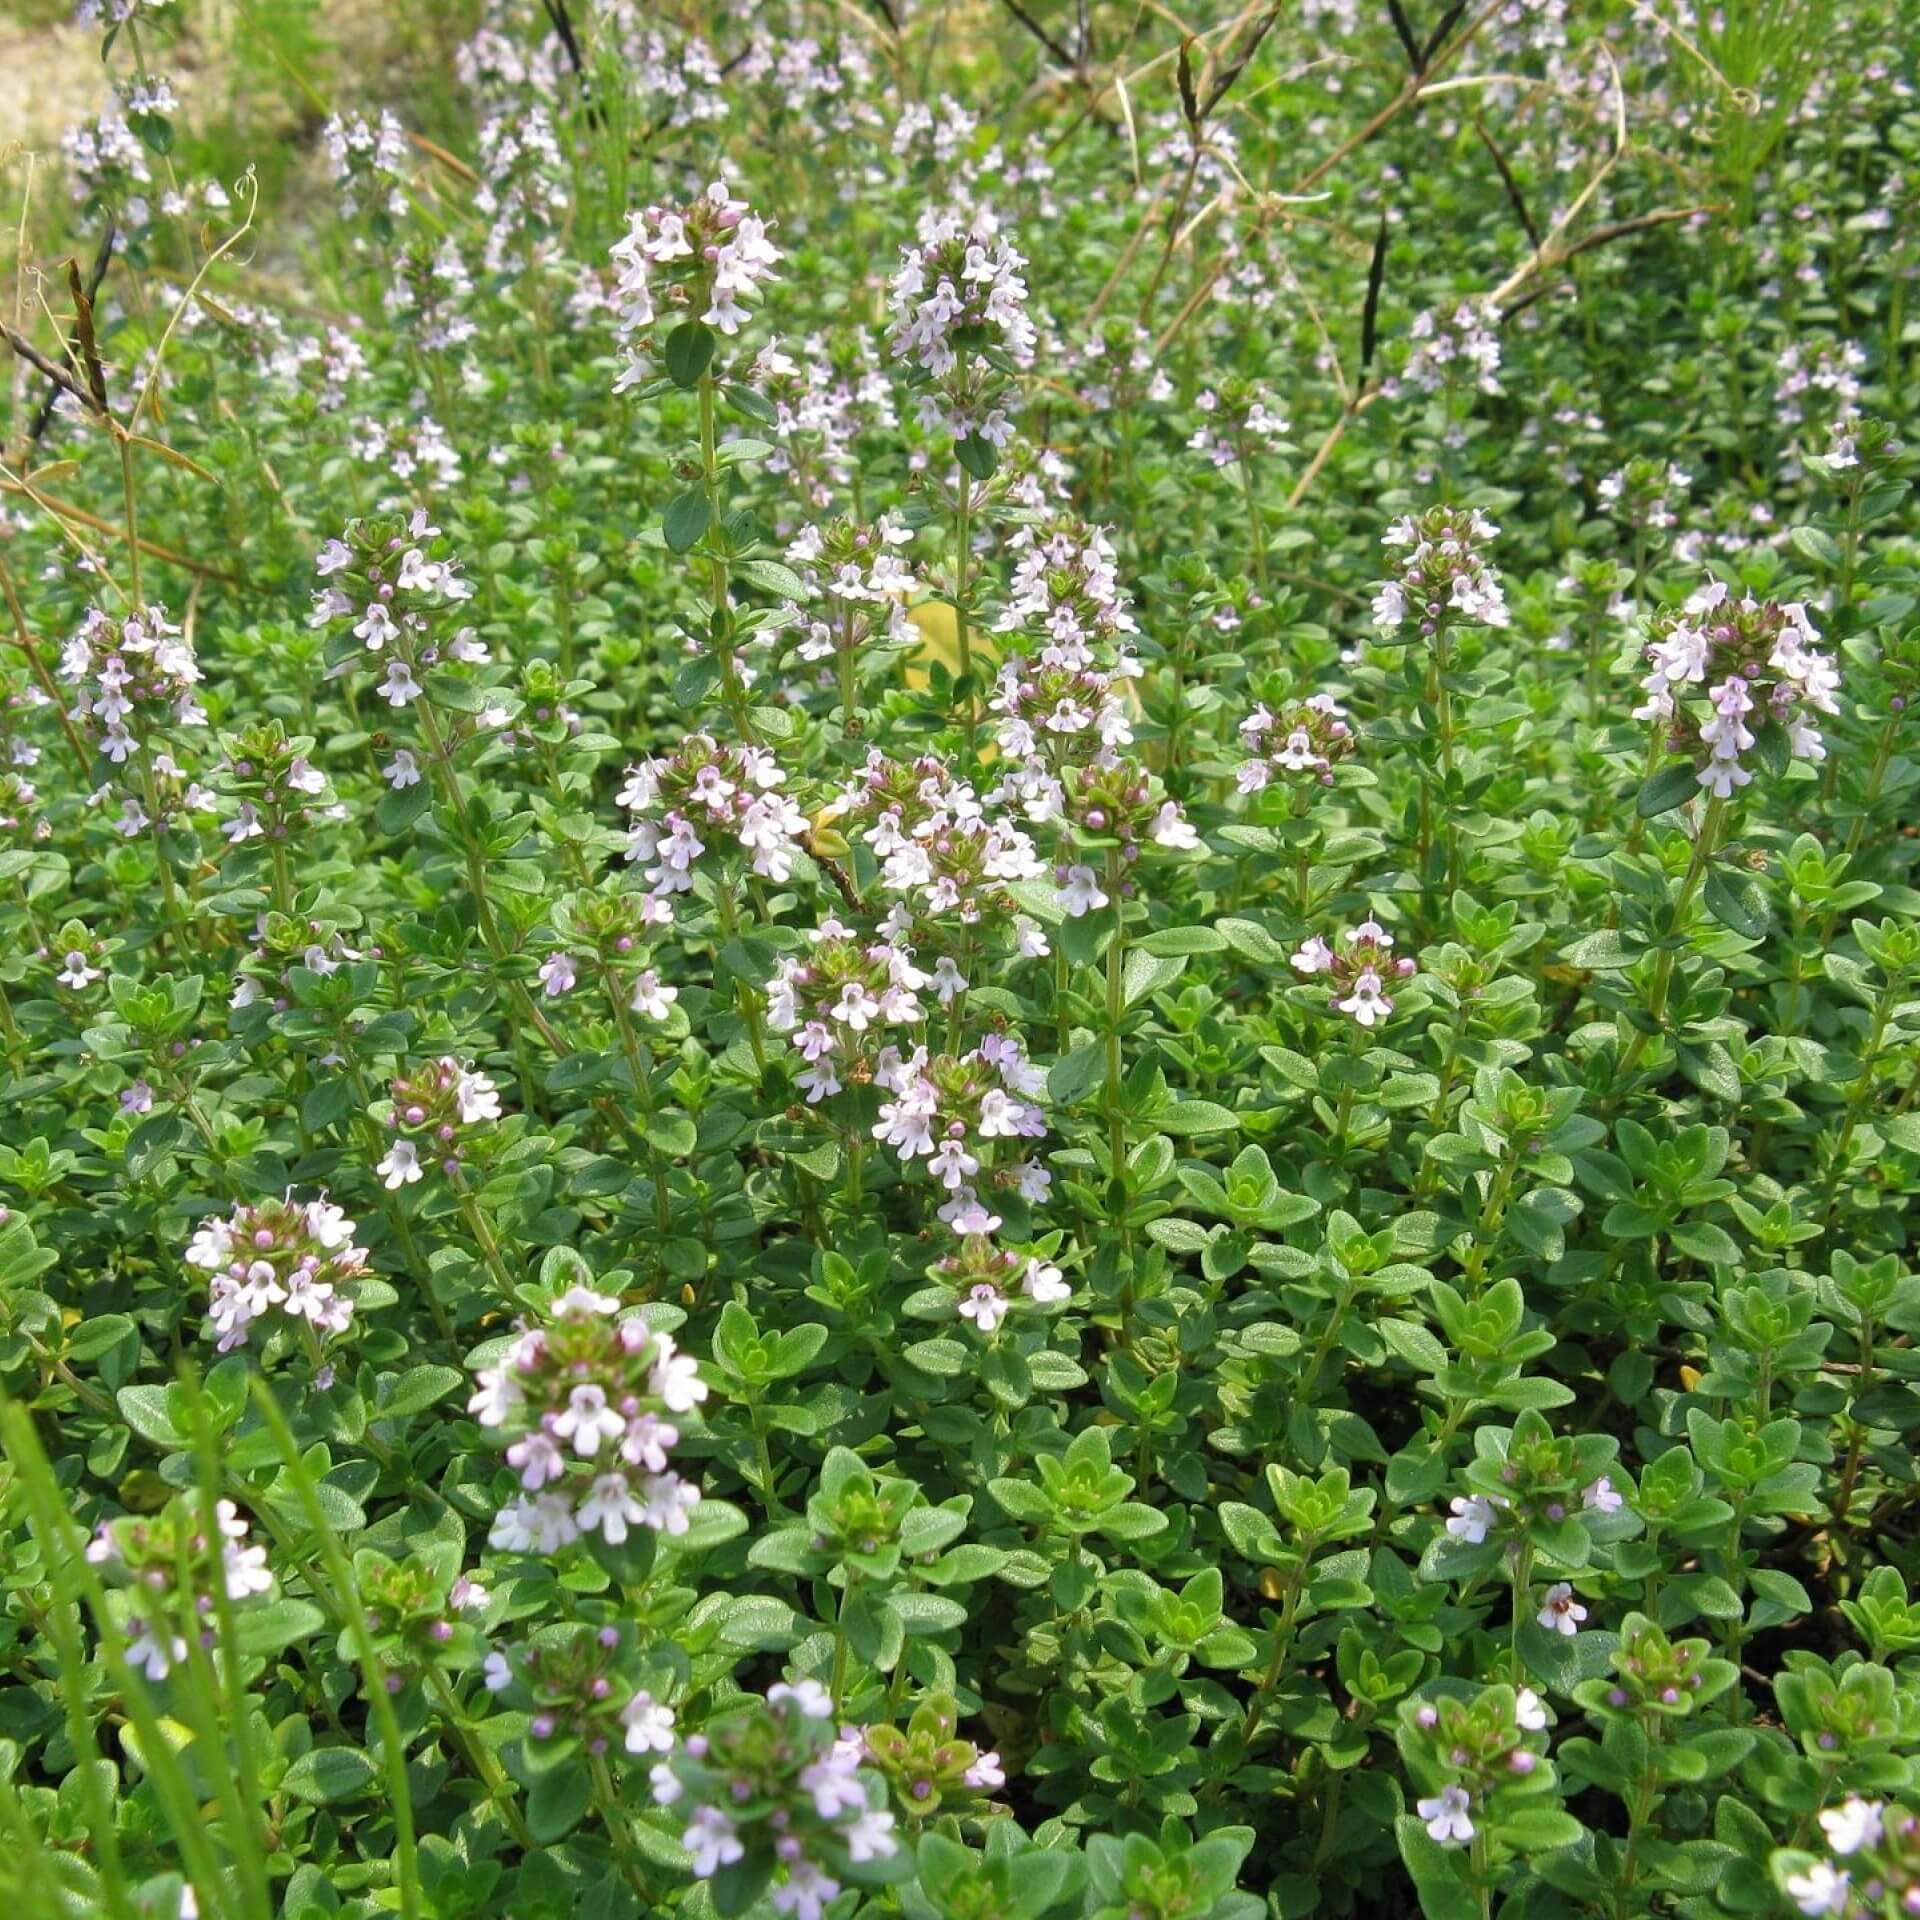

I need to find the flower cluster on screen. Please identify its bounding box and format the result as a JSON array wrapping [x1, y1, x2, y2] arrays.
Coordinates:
[[62, 604, 205, 769], [933, 1229, 1070, 1334], [382, 237, 480, 355], [355, 1551, 492, 1679], [1780, 1799, 1920, 1916], [1237, 693, 1357, 791], [377, 1057, 506, 1189], [609, 179, 782, 370], [1597, 457, 1691, 532], [213, 719, 335, 851], [484, 1623, 676, 1771], [322, 109, 410, 217], [186, 1193, 367, 1355], [872, 1038, 1049, 1209], [1372, 507, 1510, 633], [618, 734, 808, 897], [767, 917, 933, 1101], [651, 1680, 899, 1915], [468, 1281, 707, 1551], [310, 510, 478, 704], [818, 753, 1046, 924], [1291, 918, 1417, 1027], [988, 655, 1137, 766], [1401, 300, 1503, 396], [1404, 1684, 1555, 1850], [886, 206, 1038, 376], [1634, 581, 1842, 799], [1187, 380, 1289, 467], [85, 1493, 275, 1681], [1774, 338, 1866, 432], [860, 1691, 1007, 1813], [995, 518, 1140, 659], [783, 515, 919, 671]]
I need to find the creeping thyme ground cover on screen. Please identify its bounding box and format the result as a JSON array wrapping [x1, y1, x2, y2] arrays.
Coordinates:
[[2, 1, 1920, 1916]]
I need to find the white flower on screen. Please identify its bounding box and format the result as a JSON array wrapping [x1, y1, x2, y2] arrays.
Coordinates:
[[630, 970, 677, 1019], [1150, 801, 1198, 850], [450, 1574, 490, 1613], [1537, 1583, 1586, 1636], [56, 950, 102, 990], [1336, 965, 1393, 1028], [769, 1677, 835, 1719], [376, 660, 422, 707], [1515, 1687, 1548, 1732], [1417, 1784, 1474, 1847], [800, 1749, 866, 1819], [1819, 1798, 1884, 1857], [467, 1364, 523, 1427], [378, 1140, 423, 1188], [383, 749, 421, 789], [1785, 1863, 1850, 1917], [957, 1282, 1008, 1333], [1581, 1475, 1624, 1514], [622, 1690, 677, 1755], [553, 1383, 626, 1457], [127, 1624, 190, 1682], [1290, 937, 1336, 975], [578, 1471, 647, 1543], [455, 1070, 502, 1125], [649, 1332, 709, 1413], [1445, 1494, 1497, 1544], [845, 1806, 898, 1861], [538, 953, 577, 997], [1023, 1259, 1069, 1304], [1056, 864, 1108, 917], [489, 1491, 580, 1554], [770, 1861, 840, 1920], [640, 1472, 702, 1535], [965, 1750, 1006, 1789], [682, 1805, 745, 1878]]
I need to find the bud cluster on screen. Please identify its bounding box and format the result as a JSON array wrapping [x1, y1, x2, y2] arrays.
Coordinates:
[[186, 1192, 367, 1354], [1405, 1684, 1553, 1850], [85, 1494, 275, 1681], [651, 1681, 899, 1911], [767, 917, 934, 1103], [1290, 918, 1418, 1028], [933, 1231, 1070, 1334], [618, 733, 808, 897], [311, 511, 479, 707], [468, 1282, 708, 1551], [1187, 379, 1289, 467], [215, 719, 334, 850], [1372, 507, 1510, 634], [377, 1056, 506, 1189], [1634, 581, 1841, 800], [1237, 693, 1357, 792]]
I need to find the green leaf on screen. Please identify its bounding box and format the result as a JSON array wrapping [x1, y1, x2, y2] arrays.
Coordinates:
[[281, 1746, 377, 1805], [236, 1599, 328, 1656], [663, 489, 712, 554], [1703, 868, 1769, 940], [1157, 1100, 1239, 1135], [526, 1757, 592, 1842], [116, 1385, 186, 1450], [1048, 1039, 1105, 1106], [954, 434, 999, 480], [663, 322, 716, 388], [1637, 761, 1700, 817]]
